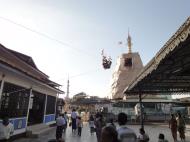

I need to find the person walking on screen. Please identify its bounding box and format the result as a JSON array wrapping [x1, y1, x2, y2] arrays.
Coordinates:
[[77, 116, 83, 136], [176, 112, 186, 142], [71, 109, 77, 133], [56, 114, 65, 140], [63, 112, 69, 133], [95, 113, 106, 142], [0, 117, 14, 142], [89, 115, 95, 135], [117, 112, 137, 142], [169, 114, 177, 142], [101, 126, 119, 142]]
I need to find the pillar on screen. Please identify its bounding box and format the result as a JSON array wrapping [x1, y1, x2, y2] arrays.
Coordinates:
[[26, 88, 32, 126], [43, 94, 47, 123], [0, 74, 5, 109], [139, 92, 144, 129]]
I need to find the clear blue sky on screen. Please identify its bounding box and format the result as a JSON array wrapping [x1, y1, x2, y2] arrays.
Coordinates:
[[0, 0, 189, 98]]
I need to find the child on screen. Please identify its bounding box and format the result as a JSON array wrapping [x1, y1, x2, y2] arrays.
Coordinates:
[[77, 116, 83, 136], [137, 128, 149, 142], [89, 115, 95, 135]]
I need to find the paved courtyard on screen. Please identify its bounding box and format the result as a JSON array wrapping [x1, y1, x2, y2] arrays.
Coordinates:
[[14, 123, 190, 142]]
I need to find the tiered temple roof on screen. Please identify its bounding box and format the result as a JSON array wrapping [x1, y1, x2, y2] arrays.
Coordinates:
[[0, 43, 63, 93]]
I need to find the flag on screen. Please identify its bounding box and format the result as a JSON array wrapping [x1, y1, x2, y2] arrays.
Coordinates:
[[118, 41, 122, 45]]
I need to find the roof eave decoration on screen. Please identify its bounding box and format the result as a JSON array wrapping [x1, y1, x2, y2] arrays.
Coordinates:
[[125, 17, 190, 93]]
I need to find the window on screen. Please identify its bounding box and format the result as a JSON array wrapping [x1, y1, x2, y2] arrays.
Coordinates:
[[143, 103, 155, 108], [0, 82, 30, 118], [46, 95, 56, 114], [124, 58, 132, 67], [28, 91, 45, 124]]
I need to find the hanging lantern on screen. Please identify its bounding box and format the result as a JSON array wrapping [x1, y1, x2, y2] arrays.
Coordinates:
[[101, 50, 112, 69]]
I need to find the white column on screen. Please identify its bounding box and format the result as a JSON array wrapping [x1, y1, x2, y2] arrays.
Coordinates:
[[26, 88, 32, 127], [55, 94, 58, 118], [43, 94, 47, 123], [0, 74, 5, 108]]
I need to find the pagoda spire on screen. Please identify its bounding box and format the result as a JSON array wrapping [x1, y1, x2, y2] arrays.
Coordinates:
[[66, 76, 70, 99], [127, 30, 132, 53]]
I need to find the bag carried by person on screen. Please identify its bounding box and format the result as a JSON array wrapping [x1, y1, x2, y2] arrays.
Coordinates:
[[69, 122, 72, 127]]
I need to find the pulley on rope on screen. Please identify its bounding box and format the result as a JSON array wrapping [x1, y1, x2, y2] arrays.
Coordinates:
[[101, 50, 112, 69]]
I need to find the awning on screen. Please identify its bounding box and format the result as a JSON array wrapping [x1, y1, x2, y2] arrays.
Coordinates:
[[124, 17, 190, 95]]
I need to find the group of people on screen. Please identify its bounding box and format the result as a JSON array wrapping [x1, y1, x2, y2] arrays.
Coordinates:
[[70, 109, 83, 136], [169, 112, 186, 142], [88, 112, 172, 142], [0, 111, 186, 142], [56, 109, 84, 141], [88, 112, 142, 142], [55, 110, 187, 142]]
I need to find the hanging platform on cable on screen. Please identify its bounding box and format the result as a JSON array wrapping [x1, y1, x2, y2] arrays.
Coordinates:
[[101, 50, 112, 69]]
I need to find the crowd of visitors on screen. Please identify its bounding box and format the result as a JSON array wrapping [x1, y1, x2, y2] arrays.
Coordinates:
[[53, 110, 188, 142], [91, 111, 186, 142], [89, 112, 150, 142], [0, 110, 187, 142]]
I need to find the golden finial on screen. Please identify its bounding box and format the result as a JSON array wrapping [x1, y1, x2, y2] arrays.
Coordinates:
[[127, 30, 132, 53]]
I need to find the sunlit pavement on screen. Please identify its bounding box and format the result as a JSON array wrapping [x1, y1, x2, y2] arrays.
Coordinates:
[[13, 123, 190, 142]]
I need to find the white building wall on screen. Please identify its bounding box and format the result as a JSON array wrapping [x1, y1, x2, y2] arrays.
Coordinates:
[[110, 53, 143, 99]]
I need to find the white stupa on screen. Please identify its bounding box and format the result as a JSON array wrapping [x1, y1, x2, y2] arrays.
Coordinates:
[[111, 33, 144, 99]]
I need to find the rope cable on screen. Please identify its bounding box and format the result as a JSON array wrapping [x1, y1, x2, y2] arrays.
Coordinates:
[[0, 16, 98, 59]]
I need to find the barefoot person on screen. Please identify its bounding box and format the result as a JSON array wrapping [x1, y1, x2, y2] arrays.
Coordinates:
[[176, 112, 186, 142], [77, 116, 83, 136], [89, 115, 95, 135], [169, 114, 177, 142], [95, 113, 106, 142], [63, 112, 69, 133]]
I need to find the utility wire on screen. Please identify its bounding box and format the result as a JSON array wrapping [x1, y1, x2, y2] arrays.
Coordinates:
[[0, 16, 97, 59], [0, 16, 112, 85], [56, 68, 103, 82]]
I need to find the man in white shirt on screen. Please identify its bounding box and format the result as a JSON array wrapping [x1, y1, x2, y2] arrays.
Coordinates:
[[0, 117, 14, 141], [117, 113, 137, 142]]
